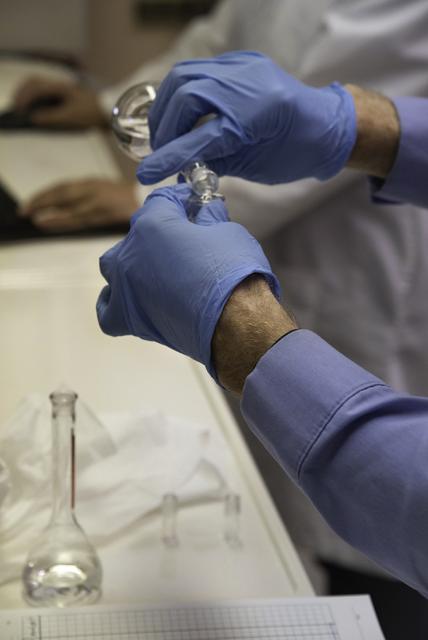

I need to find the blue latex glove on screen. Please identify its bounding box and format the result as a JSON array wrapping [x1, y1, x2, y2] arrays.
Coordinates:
[[96, 184, 280, 379], [138, 51, 357, 186]]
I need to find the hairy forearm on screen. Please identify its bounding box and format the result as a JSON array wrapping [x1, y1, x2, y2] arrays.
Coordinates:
[[345, 84, 400, 178], [212, 275, 297, 395]]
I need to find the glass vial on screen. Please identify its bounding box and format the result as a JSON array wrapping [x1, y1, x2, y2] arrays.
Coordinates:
[[22, 387, 102, 607], [161, 493, 179, 548], [224, 492, 242, 549]]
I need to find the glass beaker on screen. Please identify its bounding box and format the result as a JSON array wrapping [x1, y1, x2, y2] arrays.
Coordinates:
[[22, 387, 102, 607], [111, 82, 223, 218]]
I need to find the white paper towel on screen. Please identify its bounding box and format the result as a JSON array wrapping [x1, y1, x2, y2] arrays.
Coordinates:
[[0, 394, 234, 586]]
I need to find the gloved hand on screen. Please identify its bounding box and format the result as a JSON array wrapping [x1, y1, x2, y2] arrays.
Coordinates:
[[138, 51, 357, 186], [97, 184, 280, 379]]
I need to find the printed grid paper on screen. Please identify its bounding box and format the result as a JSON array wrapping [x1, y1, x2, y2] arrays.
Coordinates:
[[0, 597, 384, 640], [21, 602, 340, 639]]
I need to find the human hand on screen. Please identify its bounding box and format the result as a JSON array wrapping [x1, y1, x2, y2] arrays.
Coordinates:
[[13, 76, 106, 128], [19, 179, 138, 232], [138, 51, 357, 186], [97, 184, 280, 378]]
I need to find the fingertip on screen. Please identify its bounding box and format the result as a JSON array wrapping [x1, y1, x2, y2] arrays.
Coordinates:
[[144, 183, 193, 214], [96, 285, 112, 332], [96, 284, 110, 313], [130, 208, 144, 227], [137, 126, 211, 185], [194, 197, 229, 226], [99, 242, 121, 281], [99, 254, 111, 283], [96, 284, 130, 337], [32, 211, 55, 229], [136, 161, 159, 185]]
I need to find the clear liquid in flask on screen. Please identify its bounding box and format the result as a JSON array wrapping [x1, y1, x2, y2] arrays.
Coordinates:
[[22, 387, 102, 607]]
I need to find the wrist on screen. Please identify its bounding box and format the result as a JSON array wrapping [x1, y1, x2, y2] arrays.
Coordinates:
[[345, 84, 400, 178], [212, 275, 297, 395]]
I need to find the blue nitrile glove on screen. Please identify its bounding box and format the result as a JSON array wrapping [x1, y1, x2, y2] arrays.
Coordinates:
[[96, 184, 280, 379], [138, 51, 357, 186]]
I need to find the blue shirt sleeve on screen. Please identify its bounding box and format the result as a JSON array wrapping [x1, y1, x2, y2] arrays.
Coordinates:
[[371, 97, 428, 209], [241, 329, 428, 596]]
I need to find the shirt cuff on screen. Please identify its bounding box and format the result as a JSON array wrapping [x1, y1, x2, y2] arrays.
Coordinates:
[[371, 97, 428, 209], [240, 329, 384, 483]]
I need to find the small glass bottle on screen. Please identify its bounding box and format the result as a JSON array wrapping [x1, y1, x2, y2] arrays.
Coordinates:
[[22, 387, 102, 607], [161, 493, 179, 548], [224, 492, 242, 549], [111, 82, 223, 218]]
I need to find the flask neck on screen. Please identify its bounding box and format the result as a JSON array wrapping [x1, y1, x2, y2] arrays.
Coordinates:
[[49, 394, 77, 525]]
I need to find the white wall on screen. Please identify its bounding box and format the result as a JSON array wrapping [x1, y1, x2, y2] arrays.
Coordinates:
[[0, 0, 186, 84], [0, 0, 87, 56]]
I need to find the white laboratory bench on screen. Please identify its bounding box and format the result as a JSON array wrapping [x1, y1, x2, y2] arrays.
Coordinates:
[[0, 56, 313, 608]]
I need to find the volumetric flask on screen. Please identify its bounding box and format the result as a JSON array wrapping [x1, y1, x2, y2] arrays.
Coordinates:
[[112, 82, 157, 162], [22, 387, 102, 607], [111, 82, 223, 216]]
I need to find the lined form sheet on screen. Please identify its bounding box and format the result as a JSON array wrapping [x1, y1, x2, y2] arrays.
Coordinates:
[[0, 596, 385, 639]]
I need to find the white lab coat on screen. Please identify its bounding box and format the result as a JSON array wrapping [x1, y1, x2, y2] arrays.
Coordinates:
[[101, 0, 428, 581]]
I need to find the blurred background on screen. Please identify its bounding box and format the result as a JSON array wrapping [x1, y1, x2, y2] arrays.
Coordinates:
[[0, 0, 217, 181], [0, 0, 215, 82]]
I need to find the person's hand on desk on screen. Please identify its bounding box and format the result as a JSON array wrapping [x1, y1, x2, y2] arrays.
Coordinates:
[[19, 179, 138, 232], [97, 184, 295, 390], [13, 76, 107, 128]]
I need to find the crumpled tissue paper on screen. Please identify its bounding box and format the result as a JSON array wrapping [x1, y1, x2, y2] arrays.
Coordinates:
[[0, 393, 233, 586]]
